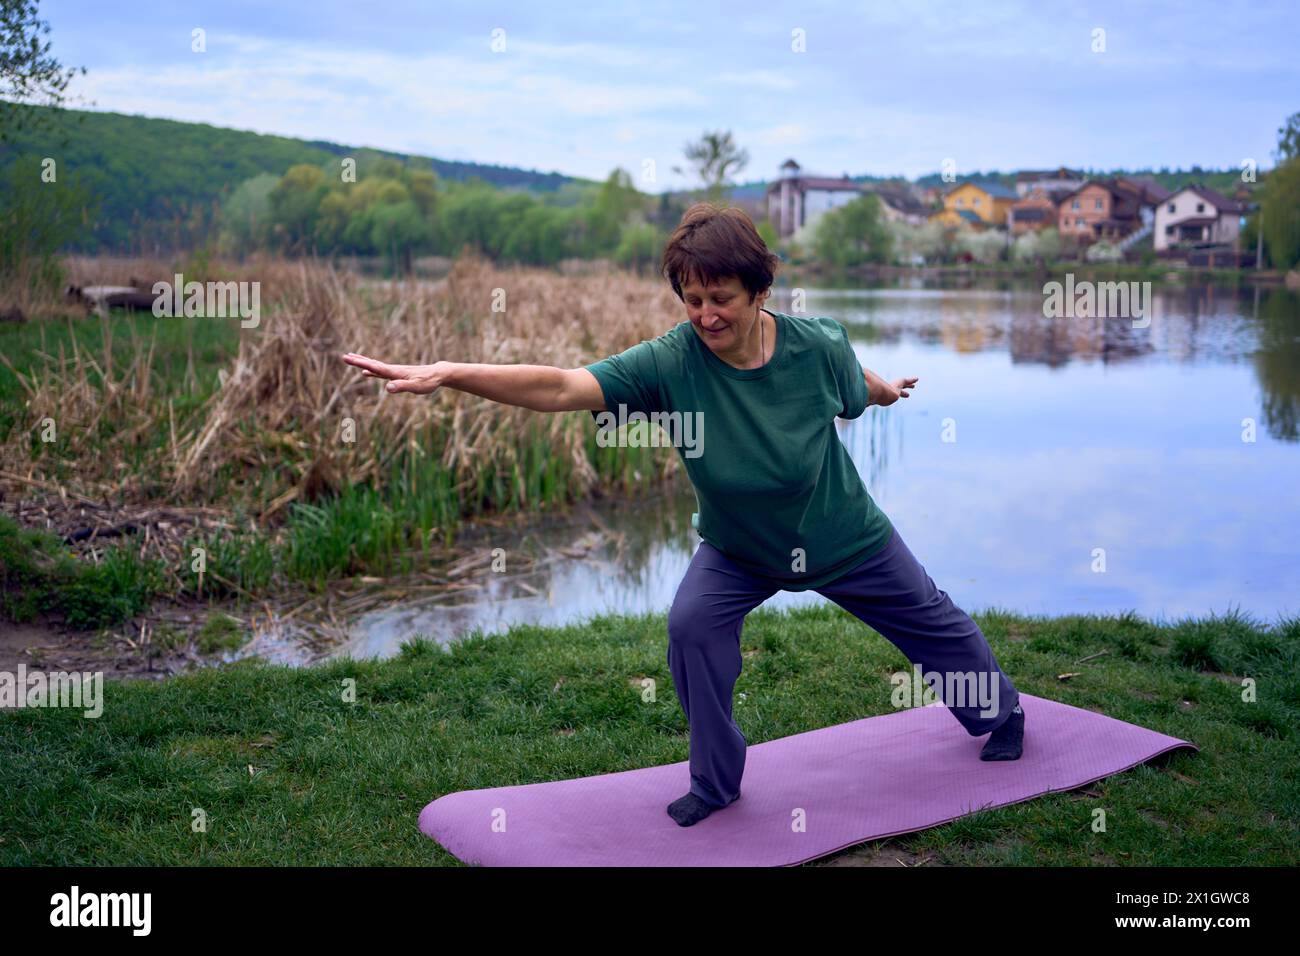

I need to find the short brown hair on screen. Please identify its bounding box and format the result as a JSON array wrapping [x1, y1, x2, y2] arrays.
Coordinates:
[[661, 202, 780, 304]]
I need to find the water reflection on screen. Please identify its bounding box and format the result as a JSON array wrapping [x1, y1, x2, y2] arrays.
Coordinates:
[[332, 281, 1300, 662], [1254, 286, 1300, 441]]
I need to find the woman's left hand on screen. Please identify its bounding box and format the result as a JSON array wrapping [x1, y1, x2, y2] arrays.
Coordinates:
[[868, 371, 919, 406]]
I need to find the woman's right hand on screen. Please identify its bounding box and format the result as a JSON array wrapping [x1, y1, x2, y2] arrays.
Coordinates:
[[341, 353, 447, 394]]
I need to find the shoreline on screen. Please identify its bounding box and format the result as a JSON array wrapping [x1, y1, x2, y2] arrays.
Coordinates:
[[789, 262, 1292, 286]]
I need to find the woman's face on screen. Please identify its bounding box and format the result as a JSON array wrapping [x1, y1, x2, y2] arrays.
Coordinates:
[[681, 275, 768, 356]]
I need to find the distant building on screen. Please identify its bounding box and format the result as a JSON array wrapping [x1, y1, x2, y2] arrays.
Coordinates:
[[1115, 177, 1172, 249], [1014, 167, 1086, 198], [1008, 186, 1073, 235], [1053, 176, 1174, 248], [929, 180, 1018, 229], [1114, 175, 1172, 209], [1153, 184, 1248, 251], [766, 159, 864, 240], [917, 186, 943, 206], [862, 183, 931, 225]]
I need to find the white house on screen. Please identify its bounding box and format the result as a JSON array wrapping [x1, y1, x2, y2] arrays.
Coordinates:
[[1154, 185, 1248, 251], [766, 159, 865, 241]]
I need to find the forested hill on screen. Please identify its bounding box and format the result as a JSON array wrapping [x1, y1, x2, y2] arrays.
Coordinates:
[[0, 104, 587, 253]]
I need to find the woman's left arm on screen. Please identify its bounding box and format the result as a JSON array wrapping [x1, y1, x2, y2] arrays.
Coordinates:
[[863, 366, 919, 407]]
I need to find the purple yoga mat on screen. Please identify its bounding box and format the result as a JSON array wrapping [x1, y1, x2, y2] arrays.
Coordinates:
[[417, 692, 1198, 866]]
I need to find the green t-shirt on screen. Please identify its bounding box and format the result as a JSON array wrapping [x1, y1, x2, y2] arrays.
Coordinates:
[[584, 309, 894, 591]]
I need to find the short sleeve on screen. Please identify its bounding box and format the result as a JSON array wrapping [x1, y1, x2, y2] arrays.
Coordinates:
[[584, 339, 663, 424], [832, 322, 869, 420]]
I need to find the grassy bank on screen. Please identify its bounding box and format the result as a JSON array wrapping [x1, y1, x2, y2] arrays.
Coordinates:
[[2, 606, 1296, 866]]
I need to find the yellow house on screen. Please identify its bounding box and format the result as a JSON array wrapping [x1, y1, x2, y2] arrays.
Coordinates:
[[928, 181, 1018, 229]]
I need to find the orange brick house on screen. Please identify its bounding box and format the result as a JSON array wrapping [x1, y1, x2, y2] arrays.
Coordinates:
[[1057, 180, 1143, 243]]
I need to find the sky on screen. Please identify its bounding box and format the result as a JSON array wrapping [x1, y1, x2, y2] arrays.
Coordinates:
[[38, 0, 1300, 190]]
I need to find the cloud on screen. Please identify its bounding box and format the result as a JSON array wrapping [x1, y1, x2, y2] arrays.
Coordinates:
[[50, 0, 1300, 183]]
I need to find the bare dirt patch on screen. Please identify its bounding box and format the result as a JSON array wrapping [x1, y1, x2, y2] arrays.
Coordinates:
[[810, 837, 946, 867], [0, 607, 231, 681]]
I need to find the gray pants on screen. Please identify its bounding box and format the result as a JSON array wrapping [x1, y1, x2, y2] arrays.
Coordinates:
[[666, 525, 1021, 808]]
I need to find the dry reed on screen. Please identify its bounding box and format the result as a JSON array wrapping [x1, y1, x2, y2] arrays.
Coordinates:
[[2, 253, 689, 524]]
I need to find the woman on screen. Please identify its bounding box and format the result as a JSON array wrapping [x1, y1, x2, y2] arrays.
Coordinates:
[[341, 203, 1025, 829]]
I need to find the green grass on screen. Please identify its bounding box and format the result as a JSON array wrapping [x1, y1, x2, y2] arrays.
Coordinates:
[[0, 513, 169, 630], [196, 613, 249, 655], [2, 606, 1295, 865]]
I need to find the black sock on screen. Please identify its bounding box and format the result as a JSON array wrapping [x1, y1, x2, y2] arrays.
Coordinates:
[[667, 791, 737, 827], [980, 703, 1024, 761]]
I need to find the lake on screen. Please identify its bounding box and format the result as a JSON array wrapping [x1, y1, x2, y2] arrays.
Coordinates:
[[316, 279, 1300, 662]]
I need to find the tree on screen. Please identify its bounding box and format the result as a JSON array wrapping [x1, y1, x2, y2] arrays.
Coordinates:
[[0, 0, 90, 305], [268, 164, 327, 254], [1011, 227, 1061, 265], [1258, 156, 1300, 270], [673, 130, 748, 203], [1084, 239, 1123, 263], [0, 156, 91, 298], [218, 172, 278, 257], [501, 203, 574, 266], [1252, 112, 1300, 271], [812, 193, 892, 268], [407, 168, 438, 218], [0, 0, 86, 144], [368, 199, 430, 275], [1273, 110, 1300, 165], [583, 168, 643, 256], [887, 219, 949, 265], [956, 227, 1006, 264], [614, 222, 662, 273]]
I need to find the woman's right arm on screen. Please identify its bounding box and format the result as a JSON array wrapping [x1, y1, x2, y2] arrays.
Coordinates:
[[341, 353, 608, 413], [442, 362, 608, 412]]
